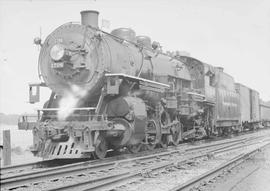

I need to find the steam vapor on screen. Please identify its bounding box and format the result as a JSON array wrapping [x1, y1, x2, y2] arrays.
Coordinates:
[[57, 85, 87, 120]]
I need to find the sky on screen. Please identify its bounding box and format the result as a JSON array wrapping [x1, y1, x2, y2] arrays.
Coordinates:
[[0, 0, 270, 114]]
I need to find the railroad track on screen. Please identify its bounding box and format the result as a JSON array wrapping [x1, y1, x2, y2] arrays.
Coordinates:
[[46, 135, 270, 191], [170, 142, 270, 191], [0, 135, 250, 180], [1, 131, 269, 191], [0, 145, 176, 178], [2, 127, 267, 178], [0, 142, 186, 180], [1, 128, 265, 177], [0, 158, 92, 177]]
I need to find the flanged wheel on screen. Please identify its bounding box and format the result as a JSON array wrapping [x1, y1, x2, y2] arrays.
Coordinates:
[[127, 143, 142, 154], [145, 120, 160, 151], [160, 110, 170, 126], [94, 135, 108, 159], [159, 110, 170, 148], [170, 123, 181, 146], [160, 134, 168, 148]]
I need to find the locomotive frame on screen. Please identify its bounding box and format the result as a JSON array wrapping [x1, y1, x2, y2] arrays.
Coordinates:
[[18, 10, 270, 160]]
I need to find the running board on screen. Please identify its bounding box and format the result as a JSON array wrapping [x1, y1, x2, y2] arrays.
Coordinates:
[[105, 73, 170, 93]]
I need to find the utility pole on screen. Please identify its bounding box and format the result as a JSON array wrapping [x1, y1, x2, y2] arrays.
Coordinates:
[[3, 130, 11, 166]]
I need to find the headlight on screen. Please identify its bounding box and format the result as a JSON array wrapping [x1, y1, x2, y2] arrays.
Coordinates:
[[50, 44, 65, 61]]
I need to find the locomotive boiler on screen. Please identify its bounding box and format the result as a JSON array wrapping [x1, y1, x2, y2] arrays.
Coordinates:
[[19, 10, 201, 159]]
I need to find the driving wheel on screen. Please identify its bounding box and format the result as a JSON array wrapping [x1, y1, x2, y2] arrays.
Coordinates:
[[94, 135, 108, 159], [127, 143, 142, 154]]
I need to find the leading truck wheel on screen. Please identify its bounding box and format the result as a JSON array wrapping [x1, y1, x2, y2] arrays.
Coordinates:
[[94, 135, 108, 159]]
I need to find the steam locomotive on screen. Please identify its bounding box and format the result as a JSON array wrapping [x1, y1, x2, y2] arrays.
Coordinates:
[[18, 10, 270, 159]]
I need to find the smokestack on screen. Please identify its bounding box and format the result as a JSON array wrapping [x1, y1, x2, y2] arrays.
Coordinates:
[[80, 10, 99, 28]]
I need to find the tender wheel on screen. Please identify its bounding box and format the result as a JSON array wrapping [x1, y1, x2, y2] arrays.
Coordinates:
[[94, 135, 108, 159], [127, 143, 142, 154]]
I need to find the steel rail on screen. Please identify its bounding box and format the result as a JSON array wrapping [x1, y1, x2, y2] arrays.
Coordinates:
[[1, 135, 247, 181], [0, 144, 170, 178], [1, 161, 116, 188], [169, 142, 270, 191], [1, 136, 253, 190], [1, 131, 268, 190], [0, 158, 91, 176], [0, 143, 180, 180], [1, 132, 256, 176], [1, 160, 44, 175], [44, 138, 268, 191], [0, 135, 247, 179], [1, 128, 265, 176]]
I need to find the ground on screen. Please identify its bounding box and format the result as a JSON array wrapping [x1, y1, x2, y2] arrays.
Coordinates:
[[204, 144, 270, 191]]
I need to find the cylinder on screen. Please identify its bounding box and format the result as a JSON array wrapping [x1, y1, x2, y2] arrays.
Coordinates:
[[80, 10, 99, 28]]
